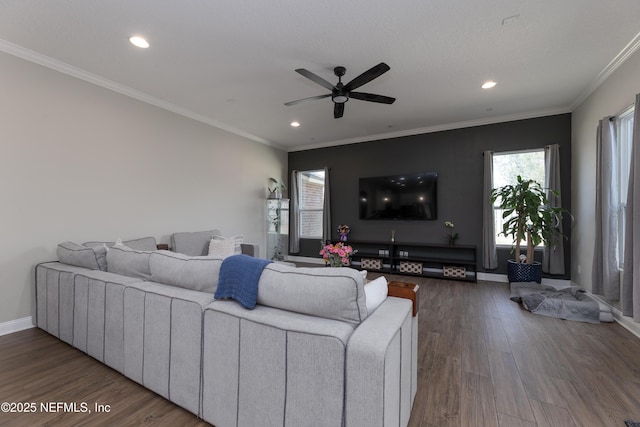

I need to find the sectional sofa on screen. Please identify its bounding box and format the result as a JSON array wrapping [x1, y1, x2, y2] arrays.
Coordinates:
[[34, 230, 418, 427]]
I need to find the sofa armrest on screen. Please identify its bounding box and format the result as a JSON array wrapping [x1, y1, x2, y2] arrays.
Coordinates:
[[202, 301, 354, 427], [346, 297, 415, 427]]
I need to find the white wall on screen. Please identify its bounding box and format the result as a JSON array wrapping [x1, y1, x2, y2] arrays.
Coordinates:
[[0, 51, 287, 324], [572, 49, 640, 292]]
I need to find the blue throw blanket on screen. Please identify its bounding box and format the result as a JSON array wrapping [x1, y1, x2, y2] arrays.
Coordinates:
[[214, 254, 272, 309]]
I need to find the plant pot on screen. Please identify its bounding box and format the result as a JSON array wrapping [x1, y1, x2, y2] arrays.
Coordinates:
[[507, 259, 542, 283], [268, 189, 282, 199]]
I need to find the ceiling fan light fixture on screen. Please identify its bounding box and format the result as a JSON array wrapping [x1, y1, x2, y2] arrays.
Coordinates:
[[332, 94, 349, 104]]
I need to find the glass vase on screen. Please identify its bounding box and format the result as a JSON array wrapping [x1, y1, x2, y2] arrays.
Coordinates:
[[329, 256, 343, 267]]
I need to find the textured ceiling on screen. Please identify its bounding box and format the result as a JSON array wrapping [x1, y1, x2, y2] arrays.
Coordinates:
[[1, 0, 639, 151]]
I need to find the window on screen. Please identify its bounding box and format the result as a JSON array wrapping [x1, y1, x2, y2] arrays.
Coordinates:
[[616, 106, 634, 268], [299, 169, 325, 238], [492, 149, 546, 246]]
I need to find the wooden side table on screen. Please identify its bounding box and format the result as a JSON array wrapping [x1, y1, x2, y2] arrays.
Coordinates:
[[387, 281, 419, 316]]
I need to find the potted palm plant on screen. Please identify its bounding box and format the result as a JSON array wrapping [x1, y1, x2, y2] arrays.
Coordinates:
[[490, 175, 567, 282]]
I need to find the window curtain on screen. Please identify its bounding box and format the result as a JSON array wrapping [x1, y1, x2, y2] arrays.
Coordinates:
[[322, 167, 331, 244], [622, 93, 640, 321], [543, 144, 565, 274], [482, 151, 498, 269], [592, 117, 620, 300], [289, 170, 301, 254]]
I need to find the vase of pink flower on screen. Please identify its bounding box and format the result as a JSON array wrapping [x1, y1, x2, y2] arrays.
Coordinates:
[[320, 242, 357, 267]]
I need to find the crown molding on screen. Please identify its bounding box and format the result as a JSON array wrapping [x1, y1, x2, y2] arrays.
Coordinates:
[[287, 107, 571, 152], [570, 30, 640, 110], [0, 39, 283, 149]]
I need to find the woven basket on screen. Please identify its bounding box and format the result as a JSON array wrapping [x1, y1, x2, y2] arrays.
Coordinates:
[[361, 258, 383, 270], [443, 265, 466, 278], [399, 261, 422, 274]]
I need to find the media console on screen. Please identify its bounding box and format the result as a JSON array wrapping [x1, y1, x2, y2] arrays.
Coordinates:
[[340, 240, 477, 282]]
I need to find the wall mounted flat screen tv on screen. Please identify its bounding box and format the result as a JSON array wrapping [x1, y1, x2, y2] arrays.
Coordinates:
[[359, 172, 437, 220]]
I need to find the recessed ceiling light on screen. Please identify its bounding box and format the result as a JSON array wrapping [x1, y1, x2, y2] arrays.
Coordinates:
[[290, 121, 300, 127], [129, 36, 149, 49], [482, 81, 497, 89]]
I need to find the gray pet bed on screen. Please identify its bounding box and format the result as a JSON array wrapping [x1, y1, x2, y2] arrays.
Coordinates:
[[510, 282, 613, 323]]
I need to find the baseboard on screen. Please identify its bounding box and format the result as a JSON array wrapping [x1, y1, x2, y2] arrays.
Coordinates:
[[0, 316, 34, 336], [614, 313, 640, 339], [478, 272, 508, 282], [587, 294, 640, 339]]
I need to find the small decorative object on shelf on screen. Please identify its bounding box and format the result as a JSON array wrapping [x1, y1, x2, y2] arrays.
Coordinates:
[[268, 177, 287, 199], [320, 242, 357, 267], [444, 221, 458, 245], [337, 224, 350, 241]]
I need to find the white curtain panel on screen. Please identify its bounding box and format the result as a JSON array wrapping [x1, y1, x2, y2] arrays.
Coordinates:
[[543, 144, 565, 274], [482, 151, 498, 269], [622, 93, 640, 321], [592, 117, 620, 300]]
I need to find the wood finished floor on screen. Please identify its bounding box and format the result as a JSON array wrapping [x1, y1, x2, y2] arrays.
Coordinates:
[[1, 277, 639, 426]]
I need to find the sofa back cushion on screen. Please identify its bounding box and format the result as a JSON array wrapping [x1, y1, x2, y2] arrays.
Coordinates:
[[171, 230, 221, 256], [84, 236, 157, 252], [256, 263, 368, 325], [57, 241, 108, 271], [106, 245, 152, 280], [149, 251, 222, 293]]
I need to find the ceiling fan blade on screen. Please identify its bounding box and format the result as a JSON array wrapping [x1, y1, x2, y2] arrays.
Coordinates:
[[334, 103, 345, 119], [343, 62, 391, 91], [295, 68, 336, 91], [349, 92, 396, 104], [284, 93, 331, 106]]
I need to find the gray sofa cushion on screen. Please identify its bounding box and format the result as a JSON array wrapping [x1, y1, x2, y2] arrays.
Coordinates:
[[106, 245, 152, 280], [149, 251, 222, 293], [256, 263, 368, 325], [171, 230, 221, 256], [57, 241, 108, 271], [84, 236, 158, 252]]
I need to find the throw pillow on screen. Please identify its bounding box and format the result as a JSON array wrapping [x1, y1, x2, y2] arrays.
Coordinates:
[[208, 236, 239, 258], [212, 234, 244, 254], [360, 270, 368, 281], [364, 276, 388, 315], [57, 241, 108, 271], [84, 236, 157, 252], [106, 244, 152, 279]]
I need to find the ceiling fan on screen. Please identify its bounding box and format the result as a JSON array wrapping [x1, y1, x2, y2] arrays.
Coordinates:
[[284, 62, 396, 118]]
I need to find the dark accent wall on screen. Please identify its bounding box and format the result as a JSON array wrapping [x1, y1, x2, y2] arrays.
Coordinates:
[[288, 113, 572, 278]]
